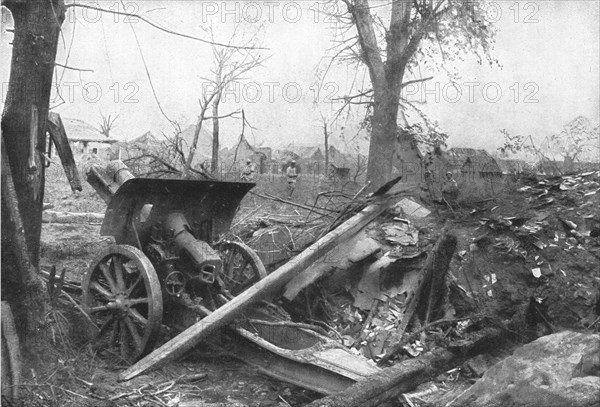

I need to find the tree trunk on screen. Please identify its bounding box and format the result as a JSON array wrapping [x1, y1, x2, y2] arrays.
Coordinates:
[[211, 93, 221, 174], [2, 0, 64, 265], [366, 85, 422, 189], [351, 0, 425, 190], [1, 0, 65, 340], [323, 120, 329, 176], [366, 86, 399, 188]]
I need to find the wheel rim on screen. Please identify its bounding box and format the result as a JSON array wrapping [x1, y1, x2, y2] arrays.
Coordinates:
[[218, 241, 267, 296], [82, 245, 162, 363]]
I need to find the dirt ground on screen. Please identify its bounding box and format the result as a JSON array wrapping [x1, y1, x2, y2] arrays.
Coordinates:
[[11, 168, 599, 406]]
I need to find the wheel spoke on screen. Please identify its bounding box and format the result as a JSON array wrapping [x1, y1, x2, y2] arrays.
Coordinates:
[[90, 282, 113, 299], [128, 297, 149, 305], [88, 305, 112, 313], [112, 255, 126, 291], [128, 309, 148, 325], [84, 245, 163, 362], [225, 250, 235, 277], [124, 316, 143, 353], [120, 320, 128, 359], [99, 263, 118, 294], [126, 274, 143, 296], [219, 242, 266, 296], [110, 319, 119, 348], [97, 316, 115, 336], [237, 259, 250, 276]]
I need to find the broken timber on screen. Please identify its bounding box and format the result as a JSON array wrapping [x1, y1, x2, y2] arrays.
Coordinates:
[[305, 349, 455, 407], [379, 229, 457, 365], [119, 195, 393, 381], [47, 112, 82, 192]]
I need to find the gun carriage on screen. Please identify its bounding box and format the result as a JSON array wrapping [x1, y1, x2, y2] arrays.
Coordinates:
[[82, 172, 265, 362]]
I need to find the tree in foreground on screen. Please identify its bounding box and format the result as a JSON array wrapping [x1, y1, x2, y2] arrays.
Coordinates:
[[1, 0, 65, 345]]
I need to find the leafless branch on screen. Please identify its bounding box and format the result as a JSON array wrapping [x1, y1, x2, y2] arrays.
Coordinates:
[[65, 3, 268, 50], [53, 62, 93, 72], [401, 75, 434, 88]]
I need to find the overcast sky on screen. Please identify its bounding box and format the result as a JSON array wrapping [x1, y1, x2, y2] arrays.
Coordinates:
[[1, 1, 599, 154]]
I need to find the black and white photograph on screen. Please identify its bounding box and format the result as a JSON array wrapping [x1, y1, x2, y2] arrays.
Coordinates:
[[1, 1, 599, 406]]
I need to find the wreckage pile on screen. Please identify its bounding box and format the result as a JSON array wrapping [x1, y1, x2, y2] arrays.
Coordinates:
[[230, 170, 600, 405], [34, 167, 599, 406]]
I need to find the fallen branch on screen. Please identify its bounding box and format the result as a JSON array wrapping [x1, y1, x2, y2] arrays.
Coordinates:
[[252, 191, 335, 216]]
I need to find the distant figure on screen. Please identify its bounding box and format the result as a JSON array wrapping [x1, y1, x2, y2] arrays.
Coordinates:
[[286, 160, 298, 197], [442, 171, 459, 205], [420, 170, 436, 203], [241, 158, 256, 182]]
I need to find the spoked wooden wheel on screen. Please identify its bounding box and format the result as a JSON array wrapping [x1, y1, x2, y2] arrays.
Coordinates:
[[218, 241, 267, 296], [82, 245, 163, 363]]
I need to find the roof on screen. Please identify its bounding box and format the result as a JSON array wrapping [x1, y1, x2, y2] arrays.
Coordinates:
[[62, 118, 118, 143], [274, 144, 325, 161], [178, 124, 214, 164], [131, 131, 160, 145], [445, 148, 502, 174]]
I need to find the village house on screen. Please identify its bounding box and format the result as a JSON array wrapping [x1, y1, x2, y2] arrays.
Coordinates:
[[224, 134, 274, 175], [62, 117, 118, 160], [444, 147, 504, 197]]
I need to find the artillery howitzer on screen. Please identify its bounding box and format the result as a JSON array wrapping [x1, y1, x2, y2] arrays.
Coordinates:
[[83, 161, 380, 393], [83, 162, 266, 361]]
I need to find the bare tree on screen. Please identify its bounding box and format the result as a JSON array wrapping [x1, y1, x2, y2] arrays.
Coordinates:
[[185, 24, 266, 176], [122, 121, 212, 179], [98, 113, 119, 138], [321, 113, 330, 175], [544, 116, 599, 173], [499, 117, 599, 175], [352, 153, 367, 182], [315, 0, 496, 188]]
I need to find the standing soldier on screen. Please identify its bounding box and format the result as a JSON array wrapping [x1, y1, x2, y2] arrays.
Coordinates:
[[241, 158, 256, 182], [286, 160, 298, 197], [442, 171, 459, 206]]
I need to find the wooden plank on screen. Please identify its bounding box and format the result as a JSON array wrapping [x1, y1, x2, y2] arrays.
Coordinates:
[[119, 196, 393, 381], [47, 112, 82, 192], [283, 230, 381, 301], [304, 349, 455, 407]]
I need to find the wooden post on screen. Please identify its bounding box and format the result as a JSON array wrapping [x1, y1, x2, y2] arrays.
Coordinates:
[[47, 112, 82, 192], [119, 196, 393, 381]]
